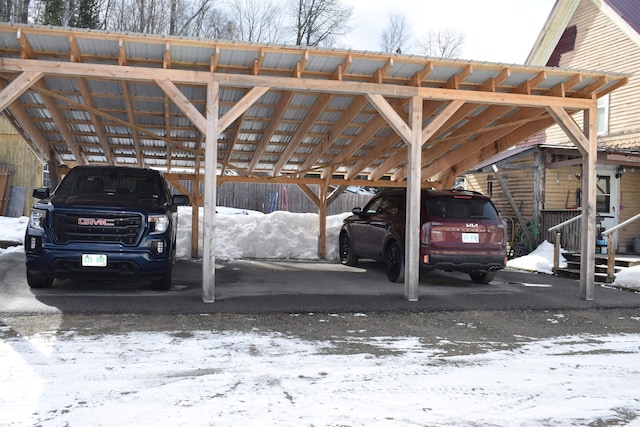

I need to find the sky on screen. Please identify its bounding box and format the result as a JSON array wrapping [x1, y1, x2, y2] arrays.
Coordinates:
[[345, 0, 557, 64]]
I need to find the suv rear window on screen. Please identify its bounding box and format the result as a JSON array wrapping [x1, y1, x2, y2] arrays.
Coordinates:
[[425, 196, 499, 220]]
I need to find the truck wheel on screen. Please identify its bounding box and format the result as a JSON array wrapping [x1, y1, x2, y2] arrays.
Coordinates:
[[151, 265, 172, 291], [469, 271, 496, 284], [26, 270, 54, 288]]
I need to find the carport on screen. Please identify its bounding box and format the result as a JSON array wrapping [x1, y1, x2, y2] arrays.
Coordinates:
[[0, 24, 628, 302]]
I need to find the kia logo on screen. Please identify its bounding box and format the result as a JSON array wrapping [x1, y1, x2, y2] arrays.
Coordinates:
[[466, 223, 479, 228], [78, 218, 115, 227]]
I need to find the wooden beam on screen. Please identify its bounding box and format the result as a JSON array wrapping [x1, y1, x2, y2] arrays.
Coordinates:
[[17, 28, 33, 59], [445, 64, 472, 89], [0, 58, 605, 109], [365, 93, 412, 144], [546, 105, 590, 155], [298, 95, 369, 174], [2, 100, 50, 163], [218, 86, 269, 132], [408, 61, 434, 87], [34, 81, 88, 165], [76, 78, 115, 165], [372, 58, 393, 84], [248, 91, 293, 172], [365, 99, 465, 181], [156, 78, 206, 133], [273, 93, 332, 176], [31, 84, 199, 156], [0, 71, 43, 111]]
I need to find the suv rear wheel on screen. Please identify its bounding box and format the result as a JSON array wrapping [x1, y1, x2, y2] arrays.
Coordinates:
[[469, 271, 496, 284], [385, 241, 405, 282]]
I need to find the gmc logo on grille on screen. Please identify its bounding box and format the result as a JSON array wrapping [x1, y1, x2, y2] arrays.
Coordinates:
[[77, 218, 115, 227]]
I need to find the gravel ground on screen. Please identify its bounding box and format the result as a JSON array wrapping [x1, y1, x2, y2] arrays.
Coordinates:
[[3, 308, 640, 356]]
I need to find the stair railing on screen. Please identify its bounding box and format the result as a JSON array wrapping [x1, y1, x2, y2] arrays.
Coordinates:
[[548, 214, 582, 274], [602, 212, 640, 282]]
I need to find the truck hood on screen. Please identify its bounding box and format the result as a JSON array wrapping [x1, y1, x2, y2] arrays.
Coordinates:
[[44, 194, 166, 212]]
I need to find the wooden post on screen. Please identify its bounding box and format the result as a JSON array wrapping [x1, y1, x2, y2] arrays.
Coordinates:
[[580, 107, 597, 300], [404, 95, 422, 301], [553, 231, 561, 274], [191, 157, 200, 258], [202, 81, 218, 303], [607, 232, 616, 283]]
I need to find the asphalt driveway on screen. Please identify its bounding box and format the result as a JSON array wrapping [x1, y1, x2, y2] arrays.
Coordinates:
[[2, 251, 640, 315]]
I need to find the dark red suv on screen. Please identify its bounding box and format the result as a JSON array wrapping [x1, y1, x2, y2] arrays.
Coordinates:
[[339, 188, 507, 283]]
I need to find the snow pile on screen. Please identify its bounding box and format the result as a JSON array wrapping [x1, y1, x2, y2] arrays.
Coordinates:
[[507, 240, 567, 274], [176, 207, 351, 261], [613, 266, 640, 290], [0, 216, 28, 255]]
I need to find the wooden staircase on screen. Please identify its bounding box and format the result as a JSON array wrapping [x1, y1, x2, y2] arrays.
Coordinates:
[[556, 253, 640, 283]]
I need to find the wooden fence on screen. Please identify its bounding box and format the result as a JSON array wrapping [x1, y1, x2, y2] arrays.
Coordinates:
[[214, 182, 374, 215]]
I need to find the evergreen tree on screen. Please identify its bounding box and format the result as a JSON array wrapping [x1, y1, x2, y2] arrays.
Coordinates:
[[39, 0, 66, 26], [75, 0, 101, 28]]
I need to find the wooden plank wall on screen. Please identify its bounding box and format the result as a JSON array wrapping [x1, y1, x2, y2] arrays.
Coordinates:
[[0, 116, 43, 216], [465, 153, 538, 250]]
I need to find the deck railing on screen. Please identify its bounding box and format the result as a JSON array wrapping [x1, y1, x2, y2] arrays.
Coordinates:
[[547, 213, 583, 274], [602, 212, 640, 282]]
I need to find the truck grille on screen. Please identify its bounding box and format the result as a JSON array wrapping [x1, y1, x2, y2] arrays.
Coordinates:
[[52, 212, 143, 245]]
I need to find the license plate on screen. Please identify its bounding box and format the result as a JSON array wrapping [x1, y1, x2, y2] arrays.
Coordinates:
[[462, 233, 479, 243], [82, 254, 107, 267]]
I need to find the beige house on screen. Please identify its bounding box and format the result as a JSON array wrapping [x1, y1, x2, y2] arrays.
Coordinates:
[[467, 0, 640, 256]]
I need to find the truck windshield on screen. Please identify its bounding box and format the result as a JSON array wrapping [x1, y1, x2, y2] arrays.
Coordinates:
[[56, 169, 166, 203]]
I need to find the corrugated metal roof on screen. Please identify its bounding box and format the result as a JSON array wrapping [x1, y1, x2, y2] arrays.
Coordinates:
[[0, 24, 629, 185]]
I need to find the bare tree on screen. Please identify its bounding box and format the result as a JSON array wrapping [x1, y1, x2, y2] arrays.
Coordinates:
[[290, 0, 353, 47], [0, 0, 31, 22], [229, 0, 284, 43], [416, 28, 465, 58], [379, 13, 410, 54]]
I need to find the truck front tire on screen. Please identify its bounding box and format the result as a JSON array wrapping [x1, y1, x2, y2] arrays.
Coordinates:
[[26, 269, 54, 288]]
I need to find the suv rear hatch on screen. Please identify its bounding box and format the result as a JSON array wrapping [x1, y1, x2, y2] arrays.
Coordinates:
[[421, 195, 505, 251]]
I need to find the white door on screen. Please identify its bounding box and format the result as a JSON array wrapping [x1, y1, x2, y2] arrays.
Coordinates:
[[596, 165, 620, 249]]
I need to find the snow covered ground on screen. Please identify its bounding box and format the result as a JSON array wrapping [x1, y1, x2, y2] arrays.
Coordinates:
[[2, 317, 640, 426], [3, 211, 640, 425]]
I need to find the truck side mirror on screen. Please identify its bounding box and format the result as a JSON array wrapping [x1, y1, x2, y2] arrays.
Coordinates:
[[33, 188, 50, 199], [172, 194, 190, 206]]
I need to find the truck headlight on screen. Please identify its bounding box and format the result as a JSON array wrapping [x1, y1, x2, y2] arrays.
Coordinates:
[[29, 209, 47, 231], [149, 214, 169, 234]]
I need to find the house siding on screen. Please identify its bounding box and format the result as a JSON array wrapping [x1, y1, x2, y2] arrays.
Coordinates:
[[0, 115, 43, 216], [547, 0, 640, 145], [466, 154, 538, 250], [619, 168, 640, 251], [543, 0, 640, 251]]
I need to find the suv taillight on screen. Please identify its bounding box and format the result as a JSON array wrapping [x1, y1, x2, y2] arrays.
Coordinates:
[[421, 222, 431, 245]]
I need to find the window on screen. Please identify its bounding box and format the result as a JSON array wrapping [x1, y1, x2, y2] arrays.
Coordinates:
[[597, 94, 609, 136], [596, 175, 611, 213]]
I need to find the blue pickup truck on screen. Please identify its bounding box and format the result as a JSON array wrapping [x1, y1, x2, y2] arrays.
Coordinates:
[[25, 166, 189, 290]]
